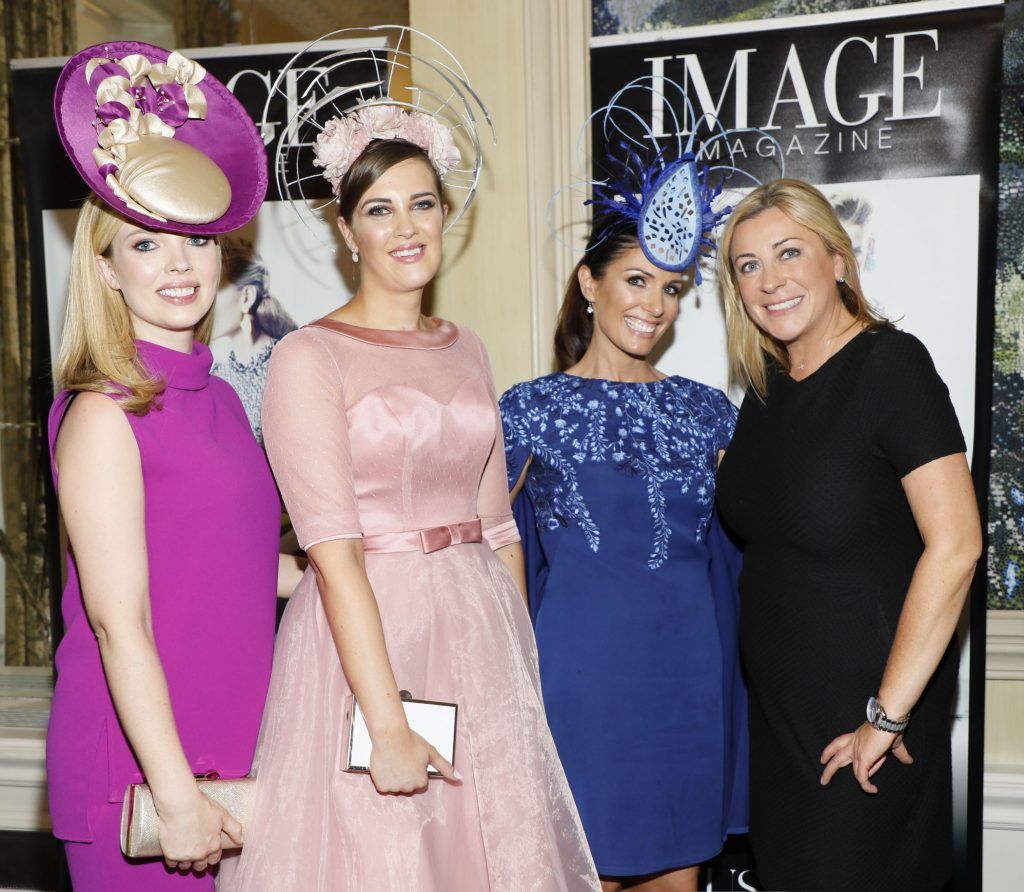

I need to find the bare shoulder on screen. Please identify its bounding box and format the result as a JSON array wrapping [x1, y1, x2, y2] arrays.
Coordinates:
[[55, 391, 138, 471]]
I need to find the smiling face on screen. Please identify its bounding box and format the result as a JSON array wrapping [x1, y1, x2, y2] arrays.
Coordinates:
[[580, 244, 684, 361], [336, 157, 446, 297], [95, 223, 220, 348], [729, 206, 846, 347]]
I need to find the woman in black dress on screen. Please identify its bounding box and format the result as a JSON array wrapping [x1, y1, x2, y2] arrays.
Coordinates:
[[714, 178, 981, 891]]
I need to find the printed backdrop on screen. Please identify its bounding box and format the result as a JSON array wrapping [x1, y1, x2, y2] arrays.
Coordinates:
[[595, 0, 1023, 618], [590, 2, 1003, 890]]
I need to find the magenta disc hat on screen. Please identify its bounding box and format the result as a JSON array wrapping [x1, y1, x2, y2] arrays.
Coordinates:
[[54, 41, 267, 235]]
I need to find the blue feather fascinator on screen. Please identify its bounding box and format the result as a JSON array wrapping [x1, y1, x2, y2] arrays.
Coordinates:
[[579, 77, 783, 284]]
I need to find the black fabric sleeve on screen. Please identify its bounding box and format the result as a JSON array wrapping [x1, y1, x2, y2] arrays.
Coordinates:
[[861, 328, 967, 478]]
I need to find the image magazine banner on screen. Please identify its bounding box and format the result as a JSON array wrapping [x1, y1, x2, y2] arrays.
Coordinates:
[[590, 1, 1001, 889]]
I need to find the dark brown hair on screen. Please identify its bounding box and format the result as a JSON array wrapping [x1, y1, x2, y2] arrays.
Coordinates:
[[337, 139, 444, 223], [554, 223, 639, 371]]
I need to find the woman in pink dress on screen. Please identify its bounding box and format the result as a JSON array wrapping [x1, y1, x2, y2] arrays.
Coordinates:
[[219, 127, 599, 888], [46, 42, 278, 889]]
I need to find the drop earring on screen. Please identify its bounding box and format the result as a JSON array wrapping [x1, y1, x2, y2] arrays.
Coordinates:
[[586, 302, 594, 315], [352, 251, 359, 263]]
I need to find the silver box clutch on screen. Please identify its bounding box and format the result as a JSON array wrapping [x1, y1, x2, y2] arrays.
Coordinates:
[[343, 690, 457, 778], [119, 774, 255, 859]]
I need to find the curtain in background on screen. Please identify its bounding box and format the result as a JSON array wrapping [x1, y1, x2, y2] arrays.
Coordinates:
[[0, 0, 76, 666]]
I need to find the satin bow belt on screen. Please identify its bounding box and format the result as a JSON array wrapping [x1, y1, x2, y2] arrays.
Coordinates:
[[362, 518, 484, 555]]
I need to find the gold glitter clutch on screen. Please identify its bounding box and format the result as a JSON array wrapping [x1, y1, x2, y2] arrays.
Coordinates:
[[119, 774, 255, 859]]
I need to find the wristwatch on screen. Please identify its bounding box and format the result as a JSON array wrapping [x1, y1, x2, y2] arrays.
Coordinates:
[[866, 696, 910, 733]]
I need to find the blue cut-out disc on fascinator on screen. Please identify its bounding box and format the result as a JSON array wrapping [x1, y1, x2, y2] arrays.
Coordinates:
[[639, 157, 705, 273]]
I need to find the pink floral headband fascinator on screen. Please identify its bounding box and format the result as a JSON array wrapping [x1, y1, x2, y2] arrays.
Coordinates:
[[55, 41, 267, 234], [313, 104, 461, 191], [266, 26, 493, 247]]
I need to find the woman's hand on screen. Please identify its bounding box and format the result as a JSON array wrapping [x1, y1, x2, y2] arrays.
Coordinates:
[[820, 723, 913, 794], [305, 539, 460, 794], [369, 726, 460, 794], [156, 788, 243, 872]]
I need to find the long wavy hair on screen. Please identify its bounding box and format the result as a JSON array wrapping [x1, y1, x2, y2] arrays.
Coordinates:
[[716, 178, 887, 397], [55, 194, 216, 415]]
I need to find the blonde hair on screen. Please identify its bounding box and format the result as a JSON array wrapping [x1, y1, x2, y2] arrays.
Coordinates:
[[55, 195, 216, 415], [716, 178, 886, 398]]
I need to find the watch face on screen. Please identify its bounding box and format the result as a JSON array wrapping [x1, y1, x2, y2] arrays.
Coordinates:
[[866, 696, 880, 724]]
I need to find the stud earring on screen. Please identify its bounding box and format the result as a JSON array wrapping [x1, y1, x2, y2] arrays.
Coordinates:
[[586, 302, 594, 315], [837, 277, 845, 284], [352, 251, 359, 263]]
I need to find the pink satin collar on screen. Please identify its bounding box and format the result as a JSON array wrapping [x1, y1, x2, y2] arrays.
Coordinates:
[[308, 316, 459, 350]]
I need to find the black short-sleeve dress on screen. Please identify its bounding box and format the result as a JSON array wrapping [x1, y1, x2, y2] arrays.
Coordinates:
[[716, 326, 966, 891]]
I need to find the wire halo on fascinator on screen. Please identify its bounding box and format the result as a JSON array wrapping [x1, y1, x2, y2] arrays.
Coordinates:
[[558, 75, 784, 284], [263, 25, 495, 250]]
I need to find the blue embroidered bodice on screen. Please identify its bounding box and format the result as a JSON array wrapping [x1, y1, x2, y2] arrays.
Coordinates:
[[500, 372, 737, 569]]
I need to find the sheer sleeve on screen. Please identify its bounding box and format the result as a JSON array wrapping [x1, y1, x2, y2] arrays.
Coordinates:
[[861, 328, 966, 478], [468, 332, 520, 550], [261, 331, 363, 550]]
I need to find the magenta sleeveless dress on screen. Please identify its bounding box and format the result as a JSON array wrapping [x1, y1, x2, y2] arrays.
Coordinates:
[[46, 340, 280, 890]]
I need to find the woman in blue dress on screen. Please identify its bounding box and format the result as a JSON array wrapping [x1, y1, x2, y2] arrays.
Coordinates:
[[499, 214, 749, 890]]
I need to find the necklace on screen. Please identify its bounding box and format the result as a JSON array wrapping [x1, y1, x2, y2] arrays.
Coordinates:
[[793, 330, 839, 374]]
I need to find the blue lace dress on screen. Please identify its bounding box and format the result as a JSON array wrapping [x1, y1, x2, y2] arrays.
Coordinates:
[[500, 372, 748, 876]]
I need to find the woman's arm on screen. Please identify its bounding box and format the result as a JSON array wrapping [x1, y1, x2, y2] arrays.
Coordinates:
[[55, 393, 241, 872], [277, 553, 307, 597], [305, 537, 458, 793], [877, 452, 980, 715], [276, 524, 307, 597], [495, 542, 527, 604], [259, 335, 454, 791], [820, 452, 981, 793], [509, 456, 531, 503]]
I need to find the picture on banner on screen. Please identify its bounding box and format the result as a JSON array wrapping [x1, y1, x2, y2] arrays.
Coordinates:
[[589, 2, 1000, 889]]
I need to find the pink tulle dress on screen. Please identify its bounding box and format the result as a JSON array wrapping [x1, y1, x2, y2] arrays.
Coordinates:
[[219, 318, 599, 891]]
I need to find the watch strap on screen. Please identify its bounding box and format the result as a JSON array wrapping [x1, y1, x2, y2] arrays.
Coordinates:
[[867, 696, 910, 733]]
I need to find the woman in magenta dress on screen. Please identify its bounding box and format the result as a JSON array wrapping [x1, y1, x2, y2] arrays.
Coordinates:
[[46, 43, 278, 889], [219, 105, 599, 888]]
